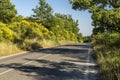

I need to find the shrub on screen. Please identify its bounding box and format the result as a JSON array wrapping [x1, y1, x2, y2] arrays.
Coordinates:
[[92, 32, 120, 80], [18, 39, 42, 50], [0, 22, 17, 42]]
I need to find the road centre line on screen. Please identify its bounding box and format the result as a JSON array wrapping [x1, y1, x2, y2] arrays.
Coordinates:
[[0, 54, 51, 76]]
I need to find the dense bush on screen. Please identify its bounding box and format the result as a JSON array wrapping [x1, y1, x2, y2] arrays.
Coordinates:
[[93, 33, 120, 46], [0, 22, 17, 41], [8, 20, 56, 50], [0, 19, 81, 51], [92, 32, 120, 80], [50, 25, 78, 42]]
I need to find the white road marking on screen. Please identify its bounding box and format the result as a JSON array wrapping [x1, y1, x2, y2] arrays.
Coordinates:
[[84, 47, 91, 80], [0, 54, 51, 76], [0, 69, 13, 76], [0, 51, 29, 60]]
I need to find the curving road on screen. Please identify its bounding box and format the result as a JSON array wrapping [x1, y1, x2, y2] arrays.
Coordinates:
[[0, 43, 99, 80]]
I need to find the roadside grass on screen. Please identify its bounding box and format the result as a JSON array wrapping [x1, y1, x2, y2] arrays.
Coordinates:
[[19, 39, 57, 50], [40, 40, 78, 48], [18, 38, 42, 50], [92, 32, 120, 80], [0, 42, 22, 57], [58, 40, 78, 45], [40, 39, 57, 48], [0, 39, 78, 57]]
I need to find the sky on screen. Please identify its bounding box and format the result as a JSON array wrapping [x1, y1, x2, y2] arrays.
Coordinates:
[[11, 0, 93, 36]]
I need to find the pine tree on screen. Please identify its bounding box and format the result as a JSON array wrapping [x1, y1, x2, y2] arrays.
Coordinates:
[[32, 0, 53, 21]]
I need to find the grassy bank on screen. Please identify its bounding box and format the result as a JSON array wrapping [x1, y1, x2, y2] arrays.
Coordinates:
[[92, 33, 120, 80], [0, 42, 22, 57], [0, 40, 78, 57]]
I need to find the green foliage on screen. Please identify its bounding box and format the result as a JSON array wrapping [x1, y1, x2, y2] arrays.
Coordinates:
[[93, 32, 120, 46], [44, 13, 81, 41], [30, 22, 54, 40], [54, 13, 79, 35], [69, 0, 120, 11], [83, 36, 91, 42], [32, 0, 53, 21], [69, 0, 92, 11], [12, 15, 25, 22], [9, 20, 31, 40], [6, 18, 81, 50], [0, 22, 16, 41], [92, 32, 120, 80], [0, 0, 17, 23], [69, 0, 120, 34], [8, 20, 56, 49], [0, 0, 83, 52], [31, 0, 82, 42], [92, 8, 120, 33], [77, 33, 83, 43]]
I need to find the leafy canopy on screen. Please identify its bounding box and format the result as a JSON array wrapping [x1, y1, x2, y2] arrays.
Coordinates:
[[69, 0, 120, 11], [0, 0, 17, 23], [69, 0, 120, 34]]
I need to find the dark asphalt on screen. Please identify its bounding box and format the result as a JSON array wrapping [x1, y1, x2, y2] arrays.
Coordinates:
[[0, 43, 99, 80]]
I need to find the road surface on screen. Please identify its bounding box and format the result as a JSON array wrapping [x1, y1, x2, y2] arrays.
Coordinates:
[[0, 43, 99, 80]]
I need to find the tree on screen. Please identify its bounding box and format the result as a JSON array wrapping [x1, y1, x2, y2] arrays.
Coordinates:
[[0, 0, 17, 23], [69, 0, 120, 34], [92, 8, 120, 33], [44, 13, 81, 41], [69, 0, 120, 11], [45, 13, 79, 34], [32, 0, 53, 21]]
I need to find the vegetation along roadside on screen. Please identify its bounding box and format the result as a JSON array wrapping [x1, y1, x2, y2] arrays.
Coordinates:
[[70, 0, 120, 80], [0, 0, 83, 57]]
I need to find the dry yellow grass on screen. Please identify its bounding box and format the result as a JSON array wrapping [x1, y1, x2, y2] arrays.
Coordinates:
[[58, 40, 77, 45], [0, 42, 23, 57], [40, 39, 56, 48]]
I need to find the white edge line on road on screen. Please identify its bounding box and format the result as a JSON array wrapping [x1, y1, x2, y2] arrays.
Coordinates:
[[0, 44, 58, 60], [0, 54, 51, 76], [0, 51, 29, 60], [0, 43, 83, 60], [0, 69, 14, 76], [84, 47, 91, 80]]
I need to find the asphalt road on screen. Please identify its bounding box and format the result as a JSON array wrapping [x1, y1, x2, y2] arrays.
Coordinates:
[[0, 43, 99, 80]]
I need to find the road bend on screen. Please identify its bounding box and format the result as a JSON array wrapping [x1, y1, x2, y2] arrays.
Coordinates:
[[0, 43, 99, 80]]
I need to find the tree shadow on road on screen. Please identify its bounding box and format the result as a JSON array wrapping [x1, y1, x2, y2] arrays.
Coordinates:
[[0, 60, 85, 80], [0, 59, 99, 80], [0, 44, 99, 80], [33, 44, 90, 60]]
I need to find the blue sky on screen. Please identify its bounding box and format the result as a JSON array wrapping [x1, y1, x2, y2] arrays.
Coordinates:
[[11, 0, 93, 36]]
